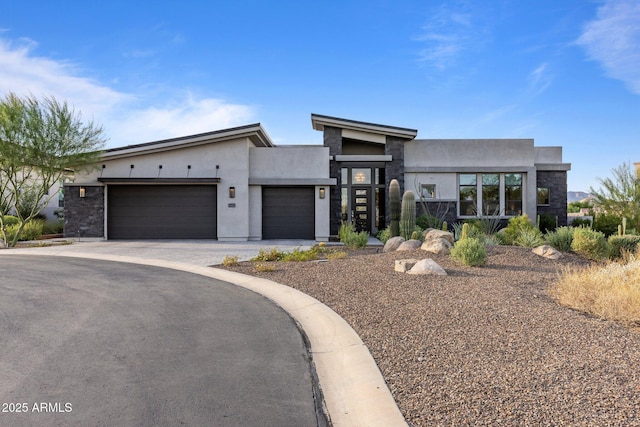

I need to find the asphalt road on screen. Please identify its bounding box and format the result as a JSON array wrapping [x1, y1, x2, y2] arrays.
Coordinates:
[[0, 255, 320, 426]]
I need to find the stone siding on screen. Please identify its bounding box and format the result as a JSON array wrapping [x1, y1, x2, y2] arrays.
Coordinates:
[[63, 185, 104, 238], [416, 201, 458, 229], [385, 136, 405, 223], [324, 126, 343, 236], [536, 171, 568, 227]]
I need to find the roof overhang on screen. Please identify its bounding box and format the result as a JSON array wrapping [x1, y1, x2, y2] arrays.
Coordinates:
[[311, 114, 417, 140], [102, 123, 273, 160], [98, 178, 221, 184]]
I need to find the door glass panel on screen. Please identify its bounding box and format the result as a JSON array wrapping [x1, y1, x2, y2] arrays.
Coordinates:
[[352, 168, 371, 184]]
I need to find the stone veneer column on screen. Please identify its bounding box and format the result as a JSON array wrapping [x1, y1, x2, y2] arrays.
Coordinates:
[[384, 136, 405, 224], [536, 171, 568, 227], [324, 126, 343, 237], [63, 185, 105, 238]]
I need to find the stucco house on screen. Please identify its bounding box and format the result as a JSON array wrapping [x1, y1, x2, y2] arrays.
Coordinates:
[[64, 114, 570, 240]]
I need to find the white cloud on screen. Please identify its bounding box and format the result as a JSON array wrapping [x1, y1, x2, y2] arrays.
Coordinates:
[[528, 62, 553, 95], [577, 0, 640, 95], [0, 37, 255, 147]]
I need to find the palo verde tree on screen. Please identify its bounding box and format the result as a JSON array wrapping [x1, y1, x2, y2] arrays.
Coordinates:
[[0, 93, 106, 247], [589, 161, 640, 232]]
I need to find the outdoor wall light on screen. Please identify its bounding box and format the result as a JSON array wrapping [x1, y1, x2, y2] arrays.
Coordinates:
[[319, 187, 326, 199], [229, 187, 236, 198], [79, 187, 86, 198]]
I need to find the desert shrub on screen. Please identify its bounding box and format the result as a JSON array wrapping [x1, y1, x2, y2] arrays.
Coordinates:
[[376, 226, 391, 244], [282, 247, 319, 262], [222, 255, 239, 266], [571, 227, 609, 260], [416, 213, 443, 230], [537, 214, 557, 233], [513, 228, 545, 248], [250, 247, 284, 262], [42, 220, 64, 235], [450, 237, 487, 266], [254, 263, 275, 272], [5, 220, 44, 242], [570, 217, 592, 228], [339, 222, 369, 249], [608, 235, 640, 260], [593, 213, 621, 237], [544, 226, 575, 252], [502, 215, 537, 246], [2, 215, 20, 226], [550, 256, 640, 325]]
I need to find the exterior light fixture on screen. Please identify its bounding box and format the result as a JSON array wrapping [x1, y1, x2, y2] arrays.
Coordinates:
[[79, 187, 86, 198], [354, 172, 366, 183], [229, 187, 236, 198], [319, 187, 326, 199]]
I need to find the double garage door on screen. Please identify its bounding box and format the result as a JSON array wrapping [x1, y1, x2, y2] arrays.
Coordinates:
[[107, 185, 315, 240], [107, 185, 217, 239]]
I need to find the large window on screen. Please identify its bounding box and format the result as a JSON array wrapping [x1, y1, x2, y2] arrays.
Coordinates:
[[459, 173, 524, 217]]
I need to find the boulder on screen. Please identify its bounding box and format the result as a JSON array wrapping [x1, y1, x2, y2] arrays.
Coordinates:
[[407, 259, 448, 276], [383, 236, 405, 253], [422, 229, 455, 245], [394, 259, 420, 273], [396, 239, 422, 251], [421, 238, 452, 255], [532, 244, 563, 260]]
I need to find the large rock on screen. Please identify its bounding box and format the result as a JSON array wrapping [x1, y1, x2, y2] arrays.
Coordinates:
[[532, 244, 563, 260], [383, 236, 405, 253], [421, 238, 452, 255], [396, 239, 422, 251], [422, 229, 455, 245], [407, 259, 448, 276], [394, 259, 419, 273]]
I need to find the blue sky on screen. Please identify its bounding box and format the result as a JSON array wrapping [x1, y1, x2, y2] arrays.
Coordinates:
[[1, 0, 638, 192]]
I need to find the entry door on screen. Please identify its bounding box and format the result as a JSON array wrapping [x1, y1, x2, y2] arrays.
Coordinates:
[[352, 187, 371, 233]]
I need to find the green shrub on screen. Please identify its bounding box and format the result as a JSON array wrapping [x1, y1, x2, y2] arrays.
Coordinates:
[[593, 213, 621, 237], [282, 247, 319, 262], [42, 220, 64, 235], [376, 226, 391, 244], [2, 215, 19, 226], [502, 215, 536, 246], [537, 214, 557, 233], [339, 222, 369, 249], [513, 228, 545, 247], [570, 217, 592, 228], [6, 220, 44, 242], [544, 226, 575, 252], [250, 247, 284, 262], [222, 255, 239, 266], [608, 235, 640, 259], [450, 237, 487, 266], [571, 227, 609, 260], [416, 213, 444, 231]]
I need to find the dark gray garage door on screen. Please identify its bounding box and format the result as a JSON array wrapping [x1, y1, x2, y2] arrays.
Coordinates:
[[262, 187, 315, 239], [108, 185, 217, 239]]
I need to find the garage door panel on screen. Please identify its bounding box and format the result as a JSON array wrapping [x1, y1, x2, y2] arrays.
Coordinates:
[[262, 187, 314, 239], [108, 185, 217, 239]]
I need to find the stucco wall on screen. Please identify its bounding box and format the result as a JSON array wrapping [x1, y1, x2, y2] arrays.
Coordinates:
[[249, 146, 330, 179]]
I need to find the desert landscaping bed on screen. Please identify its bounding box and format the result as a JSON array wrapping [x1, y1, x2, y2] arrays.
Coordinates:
[[220, 245, 640, 426]]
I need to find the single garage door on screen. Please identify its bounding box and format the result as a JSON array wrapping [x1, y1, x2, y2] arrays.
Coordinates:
[[262, 187, 315, 239], [108, 185, 217, 239]]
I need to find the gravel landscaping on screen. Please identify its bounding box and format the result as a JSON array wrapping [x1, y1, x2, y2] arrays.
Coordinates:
[[220, 245, 640, 426]]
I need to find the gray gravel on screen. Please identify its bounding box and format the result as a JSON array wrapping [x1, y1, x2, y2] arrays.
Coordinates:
[[222, 245, 640, 426]]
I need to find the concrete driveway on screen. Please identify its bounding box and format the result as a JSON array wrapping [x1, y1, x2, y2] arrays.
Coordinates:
[[0, 240, 406, 426], [0, 255, 320, 426]]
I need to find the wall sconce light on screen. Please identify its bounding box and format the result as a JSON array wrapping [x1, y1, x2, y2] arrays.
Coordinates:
[[319, 187, 326, 199], [79, 187, 86, 198], [229, 187, 236, 198]]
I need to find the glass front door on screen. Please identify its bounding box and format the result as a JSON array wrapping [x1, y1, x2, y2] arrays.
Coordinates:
[[352, 187, 370, 233]]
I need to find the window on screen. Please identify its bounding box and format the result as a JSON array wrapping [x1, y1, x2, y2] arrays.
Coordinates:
[[505, 173, 522, 216], [537, 187, 550, 206], [420, 184, 436, 199], [351, 168, 371, 184], [482, 174, 500, 215], [459, 174, 477, 216], [459, 173, 524, 217]]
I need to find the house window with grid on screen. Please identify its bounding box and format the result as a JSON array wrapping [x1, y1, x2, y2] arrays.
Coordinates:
[[459, 173, 524, 217]]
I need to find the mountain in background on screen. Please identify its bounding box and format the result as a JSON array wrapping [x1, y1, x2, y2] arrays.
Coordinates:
[[567, 191, 591, 203]]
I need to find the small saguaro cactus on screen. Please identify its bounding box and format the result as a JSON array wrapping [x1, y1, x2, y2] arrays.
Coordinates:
[[389, 179, 401, 237], [460, 222, 469, 241], [442, 221, 448, 232], [400, 190, 416, 240]]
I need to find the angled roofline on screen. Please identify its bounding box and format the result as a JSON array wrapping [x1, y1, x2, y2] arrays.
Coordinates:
[[103, 123, 273, 159], [311, 114, 418, 140]]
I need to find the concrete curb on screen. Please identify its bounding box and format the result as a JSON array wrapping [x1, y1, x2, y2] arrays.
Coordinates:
[[2, 249, 407, 426]]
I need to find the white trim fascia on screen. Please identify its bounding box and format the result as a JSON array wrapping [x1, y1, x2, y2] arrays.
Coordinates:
[[534, 163, 572, 171], [311, 114, 417, 140], [334, 155, 393, 162]]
